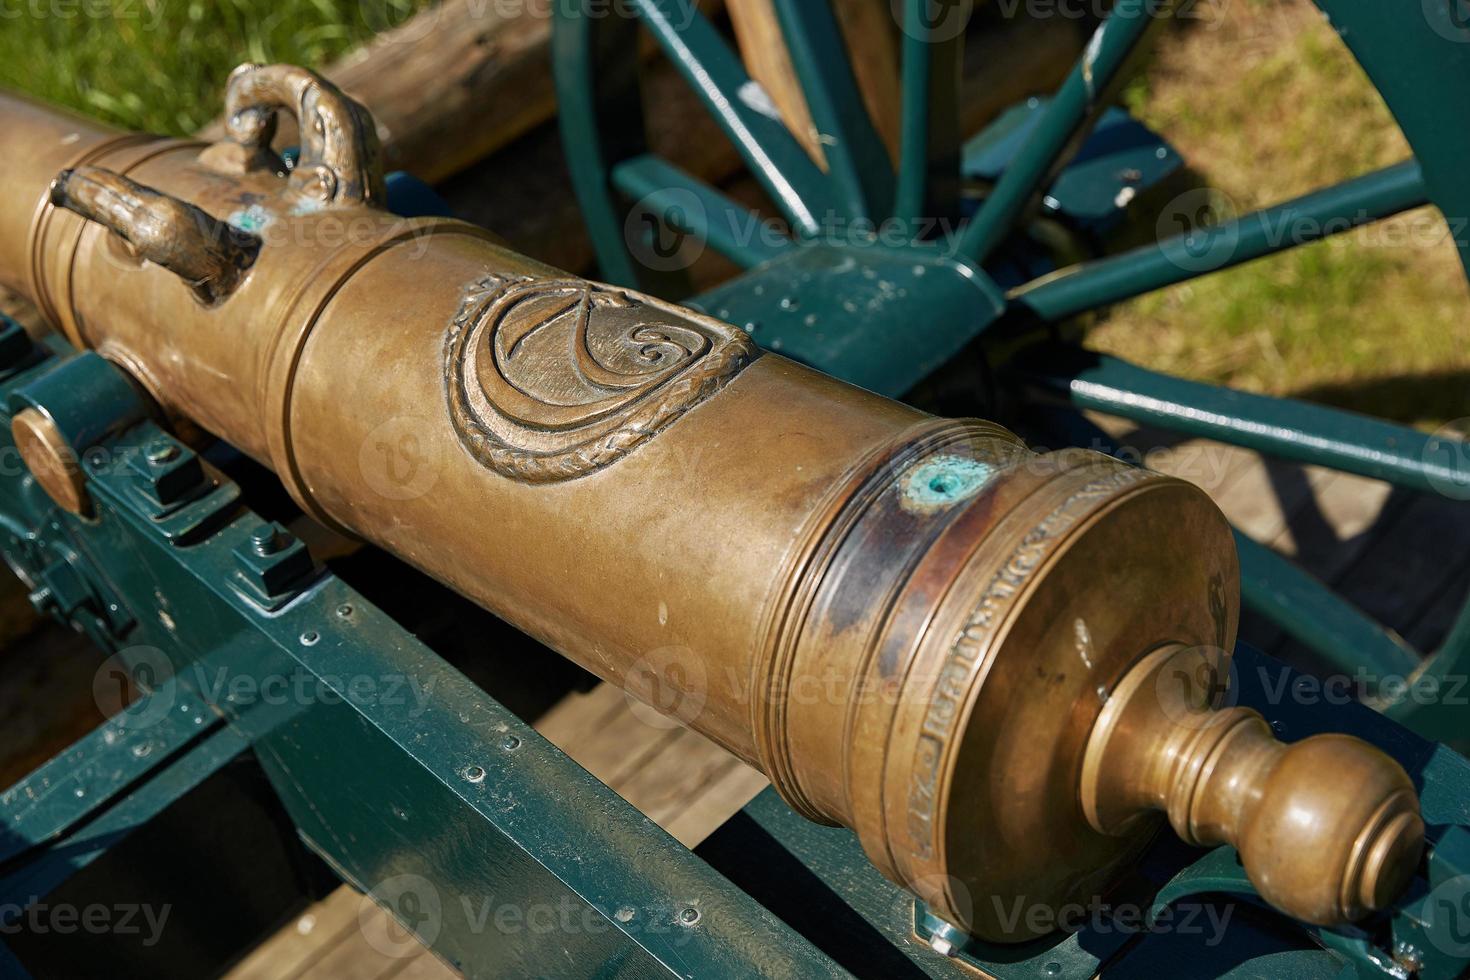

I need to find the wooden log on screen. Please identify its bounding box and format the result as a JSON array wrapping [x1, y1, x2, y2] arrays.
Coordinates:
[[199, 0, 555, 186]]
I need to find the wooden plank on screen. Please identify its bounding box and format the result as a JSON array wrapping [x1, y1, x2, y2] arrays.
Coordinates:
[[1329, 490, 1470, 650], [536, 678, 765, 846], [300, 902, 440, 980], [534, 684, 685, 791], [225, 886, 365, 980], [1267, 466, 1400, 580], [728, 0, 828, 164], [661, 761, 769, 847], [1407, 560, 1470, 654], [226, 885, 460, 980], [832, 0, 903, 160], [614, 727, 756, 829]]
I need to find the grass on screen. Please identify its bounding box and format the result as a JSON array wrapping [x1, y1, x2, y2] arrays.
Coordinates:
[[1098, 0, 1470, 428], [0, 0, 427, 135], [0, 0, 1463, 426]]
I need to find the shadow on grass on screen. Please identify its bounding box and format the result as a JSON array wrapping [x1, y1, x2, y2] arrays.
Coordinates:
[[1288, 368, 1470, 430]]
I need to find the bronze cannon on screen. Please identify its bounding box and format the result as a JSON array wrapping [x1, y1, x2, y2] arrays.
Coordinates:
[[0, 64, 1423, 942]]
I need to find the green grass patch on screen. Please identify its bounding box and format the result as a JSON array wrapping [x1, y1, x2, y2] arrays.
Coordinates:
[[0, 0, 429, 134], [1095, 0, 1470, 428]]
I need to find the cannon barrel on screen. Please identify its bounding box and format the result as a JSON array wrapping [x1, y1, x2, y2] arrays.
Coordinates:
[[0, 65, 1424, 941]]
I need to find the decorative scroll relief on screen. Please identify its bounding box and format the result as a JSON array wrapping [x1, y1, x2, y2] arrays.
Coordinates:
[[446, 274, 759, 483]]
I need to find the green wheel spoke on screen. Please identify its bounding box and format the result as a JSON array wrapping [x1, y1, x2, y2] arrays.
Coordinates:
[[553, 1, 648, 286], [769, 0, 895, 220], [1011, 160, 1427, 322], [612, 154, 794, 269], [631, 0, 845, 237], [1235, 531, 1422, 680], [1017, 344, 1470, 495], [956, 0, 1163, 266], [894, 0, 963, 225], [1383, 589, 1470, 740]]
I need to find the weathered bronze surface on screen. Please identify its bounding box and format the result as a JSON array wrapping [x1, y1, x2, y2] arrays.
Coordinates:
[[0, 65, 1423, 942]]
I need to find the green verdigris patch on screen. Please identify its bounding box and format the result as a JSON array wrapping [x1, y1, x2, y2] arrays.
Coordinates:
[[901, 455, 996, 513]]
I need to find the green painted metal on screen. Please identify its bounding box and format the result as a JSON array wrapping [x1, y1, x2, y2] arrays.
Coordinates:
[[629, 0, 844, 237], [1234, 530, 1421, 680], [691, 244, 1003, 398], [953, 0, 1164, 265], [769, 0, 895, 220], [895, 0, 962, 225], [0, 726, 251, 914], [0, 344, 848, 978], [1380, 595, 1470, 746], [1017, 344, 1470, 496], [962, 99, 1184, 235], [1012, 159, 1427, 321], [611, 154, 793, 269], [7, 350, 151, 456], [0, 679, 219, 866], [1311, 0, 1470, 277], [552, 0, 647, 287]]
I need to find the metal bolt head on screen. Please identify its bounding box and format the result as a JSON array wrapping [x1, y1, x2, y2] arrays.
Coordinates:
[[145, 439, 180, 465], [250, 524, 284, 556]]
